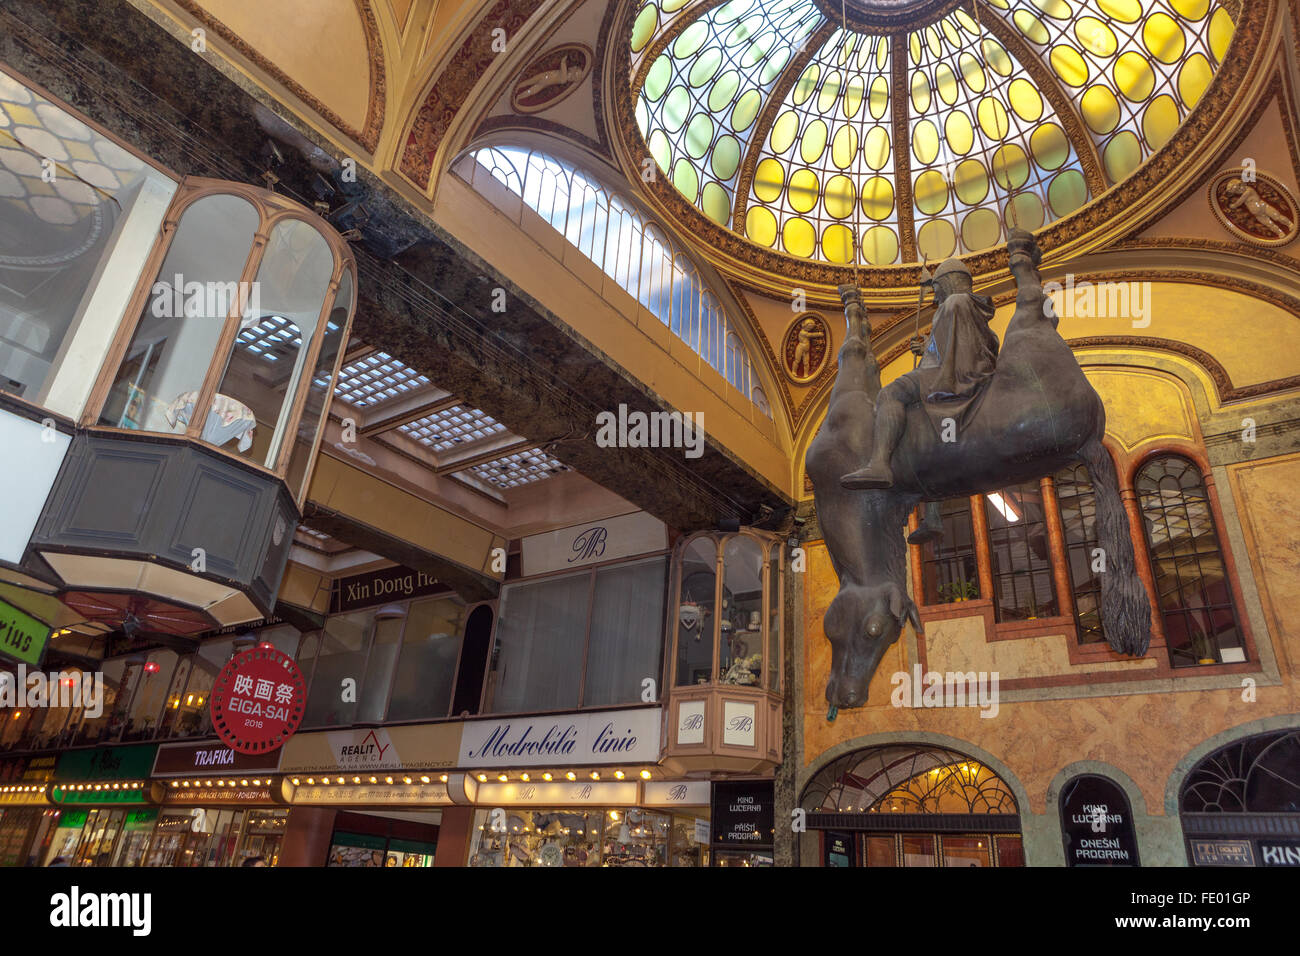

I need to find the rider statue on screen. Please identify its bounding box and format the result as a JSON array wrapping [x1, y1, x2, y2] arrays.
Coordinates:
[[840, 257, 998, 492]]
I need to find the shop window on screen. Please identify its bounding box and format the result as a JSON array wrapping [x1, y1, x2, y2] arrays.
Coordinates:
[[123, 649, 177, 741], [1137, 455, 1244, 667], [386, 596, 468, 722], [983, 479, 1058, 621], [452, 605, 494, 717], [670, 531, 783, 688], [93, 179, 356, 498], [302, 611, 372, 727], [485, 556, 668, 714], [1054, 464, 1105, 644], [0, 71, 177, 415], [468, 807, 708, 867], [918, 497, 979, 605]]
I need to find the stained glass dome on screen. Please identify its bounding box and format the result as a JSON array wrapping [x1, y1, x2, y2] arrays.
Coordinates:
[[630, 0, 1236, 265]]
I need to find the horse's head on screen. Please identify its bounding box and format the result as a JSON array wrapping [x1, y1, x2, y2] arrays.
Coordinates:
[[823, 579, 923, 712]]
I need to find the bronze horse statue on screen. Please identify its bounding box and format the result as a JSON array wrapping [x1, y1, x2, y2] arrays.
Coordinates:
[[805, 229, 1151, 717]]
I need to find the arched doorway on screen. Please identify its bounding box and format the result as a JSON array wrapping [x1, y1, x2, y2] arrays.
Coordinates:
[[800, 745, 1024, 867], [1180, 728, 1300, 866]]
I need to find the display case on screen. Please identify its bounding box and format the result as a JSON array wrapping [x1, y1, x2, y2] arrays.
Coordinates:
[[466, 806, 710, 867], [662, 530, 784, 774]]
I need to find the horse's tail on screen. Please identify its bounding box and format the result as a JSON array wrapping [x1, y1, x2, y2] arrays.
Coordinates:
[[1079, 437, 1152, 656]]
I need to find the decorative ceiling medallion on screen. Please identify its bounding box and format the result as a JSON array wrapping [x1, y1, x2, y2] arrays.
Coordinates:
[[810, 0, 964, 31], [782, 311, 831, 383], [511, 44, 594, 115], [1208, 168, 1298, 247]]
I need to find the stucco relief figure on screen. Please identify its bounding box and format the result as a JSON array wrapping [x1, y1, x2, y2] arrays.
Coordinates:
[[792, 318, 825, 378], [517, 55, 575, 100], [510, 45, 593, 114], [1224, 179, 1294, 239], [805, 229, 1151, 718]]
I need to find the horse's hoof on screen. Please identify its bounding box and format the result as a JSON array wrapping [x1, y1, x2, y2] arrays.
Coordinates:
[[841, 468, 893, 490], [826, 705, 838, 722]]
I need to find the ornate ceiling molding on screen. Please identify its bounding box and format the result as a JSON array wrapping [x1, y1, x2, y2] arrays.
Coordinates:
[[174, 0, 386, 153], [399, 0, 546, 188]]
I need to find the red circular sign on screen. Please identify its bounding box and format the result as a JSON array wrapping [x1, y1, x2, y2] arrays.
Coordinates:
[[210, 647, 305, 754]]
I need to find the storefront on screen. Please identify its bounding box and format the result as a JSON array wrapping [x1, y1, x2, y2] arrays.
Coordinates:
[[799, 745, 1026, 867], [0, 755, 54, 866], [147, 740, 287, 866], [42, 744, 157, 866]]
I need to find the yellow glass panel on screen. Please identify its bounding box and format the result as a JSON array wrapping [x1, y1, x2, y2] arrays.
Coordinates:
[[712, 0, 746, 22], [1048, 168, 1088, 216], [701, 181, 730, 225], [1050, 45, 1089, 88], [793, 63, 820, 106], [876, 35, 889, 69], [861, 176, 895, 220], [821, 223, 855, 264], [1097, 0, 1141, 22], [769, 110, 799, 153], [1004, 192, 1045, 230], [745, 205, 777, 247], [1081, 84, 1120, 134], [982, 39, 1013, 76], [959, 53, 986, 94], [1008, 79, 1043, 122], [708, 70, 740, 111], [955, 9, 980, 35], [824, 175, 856, 219], [1170, 0, 1210, 19], [917, 218, 956, 260], [1103, 130, 1142, 182], [912, 119, 940, 164], [844, 75, 865, 119], [1033, 0, 1073, 19], [1178, 53, 1213, 109], [869, 76, 890, 119], [1143, 13, 1186, 64], [663, 85, 692, 132], [926, 26, 942, 57], [1208, 8, 1235, 63], [631, 4, 657, 53], [783, 216, 816, 258], [753, 157, 785, 202], [800, 119, 828, 164], [672, 158, 699, 201], [818, 71, 842, 115], [685, 114, 714, 159], [935, 64, 959, 105], [1142, 94, 1180, 150], [977, 96, 1010, 140], [863, 125, 891, 170], [953, 158, 989, 205], [914, 169, 949, 215], [1030, 122, 1070, 170], [961, 207, 1002, 251], [689, 48, 723, 88], [942, 18, 961, 48], [839, 33, 857, 67], [991, 143, 1030, 189], [862, 225, 899, 265], [1075, 17, 1117, 57], [1013, 10, 1050, 45], [909, 32, 921, 66], [711, 134, 741, 181], [1113, 52, 1155, 102], [945, 110, 974, 155], [911, 71, 931, 113], [788, 168, 820, 213], [731, 89, 762, 131], [661, 0, 690, 12], [648, 129, 672, 172], [831, 125, 859, 169]]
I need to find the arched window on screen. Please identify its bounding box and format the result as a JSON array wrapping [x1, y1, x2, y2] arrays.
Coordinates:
[[462, 145, 768, 415], [1054, 463, 1105, 645], [1137, 455, 1244, 668]]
